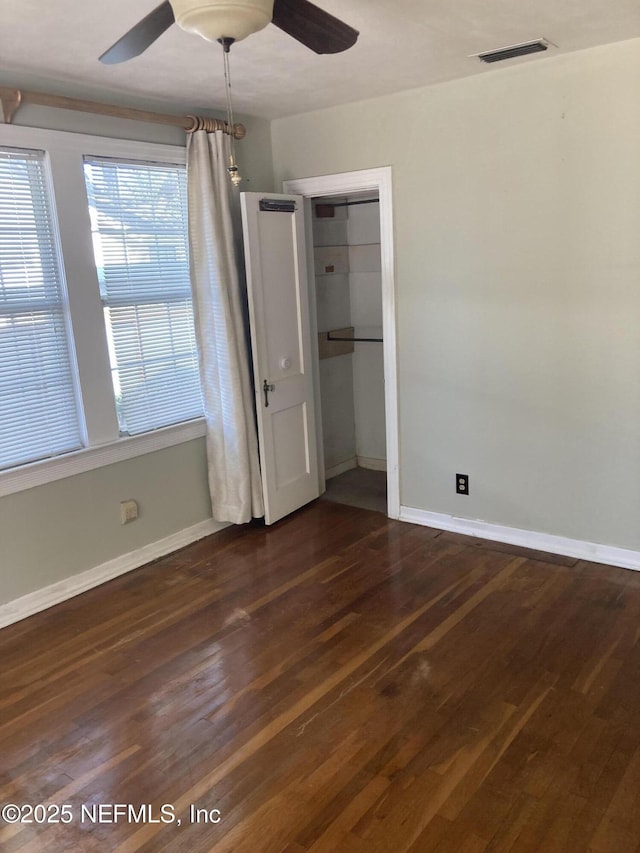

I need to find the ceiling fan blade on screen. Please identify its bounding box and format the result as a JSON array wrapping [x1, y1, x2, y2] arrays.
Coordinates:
[[99, 1, 175, 64], [272, 0, 358, 54]]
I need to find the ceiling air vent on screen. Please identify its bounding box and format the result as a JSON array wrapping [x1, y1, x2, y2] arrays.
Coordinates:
[[477, 39, 549, 64]]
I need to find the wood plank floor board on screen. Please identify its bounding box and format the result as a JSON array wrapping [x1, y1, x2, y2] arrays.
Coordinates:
[[2, 502, 640, 851], [436, 532, 580, 568]]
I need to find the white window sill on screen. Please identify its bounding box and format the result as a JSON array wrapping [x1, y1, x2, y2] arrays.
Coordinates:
[[0, 419, 207, 499]]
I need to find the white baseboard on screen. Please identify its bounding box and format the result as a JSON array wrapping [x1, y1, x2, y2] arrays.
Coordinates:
[[325, 457, 387, 479], [399, 506, 640, 572], [357, 456, 387, 472], [325, 457, 358, 480], [0, 518, 229, 630]]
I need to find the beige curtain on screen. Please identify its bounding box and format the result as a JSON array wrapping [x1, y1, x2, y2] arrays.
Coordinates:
[[187, 130, 264, 524]]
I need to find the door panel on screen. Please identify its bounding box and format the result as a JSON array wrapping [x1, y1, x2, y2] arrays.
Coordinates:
[[272, 403, 310, 488], [240, 192, 320, 524], [258, 213, 304, 378]]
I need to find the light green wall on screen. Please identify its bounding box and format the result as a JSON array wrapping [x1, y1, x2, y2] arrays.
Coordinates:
[[0, 440, 211, 604], [271, 38, 640, 551], [0, 80, 274, 607]]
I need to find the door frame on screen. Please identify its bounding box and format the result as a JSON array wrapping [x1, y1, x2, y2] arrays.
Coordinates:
[[283, 167, 399, 519]]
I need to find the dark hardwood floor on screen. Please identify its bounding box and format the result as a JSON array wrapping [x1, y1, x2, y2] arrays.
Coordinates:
[[2, 501, 640, 852]]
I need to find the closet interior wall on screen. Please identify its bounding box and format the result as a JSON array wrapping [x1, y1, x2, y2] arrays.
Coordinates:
[[312, 195, 386, 478]]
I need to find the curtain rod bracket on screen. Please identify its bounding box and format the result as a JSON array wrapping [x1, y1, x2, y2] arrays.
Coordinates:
[[1, 88, 22, 124], [184, 115, 246, 139]]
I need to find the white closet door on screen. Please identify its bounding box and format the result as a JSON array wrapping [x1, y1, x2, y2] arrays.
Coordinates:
[[240, 193, 320, 524]]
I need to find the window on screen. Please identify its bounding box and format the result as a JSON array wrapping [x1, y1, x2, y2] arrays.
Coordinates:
[[0, 126, 206, 497], [84, 157, 203, 436], [0, 147, 81, 471]]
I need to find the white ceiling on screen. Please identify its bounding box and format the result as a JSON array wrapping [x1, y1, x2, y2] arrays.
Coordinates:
[[1, 1, 640, 119]]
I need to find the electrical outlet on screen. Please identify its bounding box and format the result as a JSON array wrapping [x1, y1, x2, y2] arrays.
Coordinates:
[[120, 499, 139, 524], [456, 474, 469, 495]]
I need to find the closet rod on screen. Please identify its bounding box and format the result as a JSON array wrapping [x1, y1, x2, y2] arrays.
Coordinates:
[[327, 332, 383, 343], [327, 198, 379, 208]]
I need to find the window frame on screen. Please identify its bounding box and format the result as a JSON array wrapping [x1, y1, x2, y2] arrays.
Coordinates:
[[0, 124, 205, 499], [0, 144, 84, 469], [83, 154, 203, 437]]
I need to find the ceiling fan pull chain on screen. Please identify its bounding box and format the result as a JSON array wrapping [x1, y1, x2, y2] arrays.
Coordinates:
[[220, 38, 242, 187]]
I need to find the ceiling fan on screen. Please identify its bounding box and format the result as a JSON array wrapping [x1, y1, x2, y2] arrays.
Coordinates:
[[99, 0, 359, 64]]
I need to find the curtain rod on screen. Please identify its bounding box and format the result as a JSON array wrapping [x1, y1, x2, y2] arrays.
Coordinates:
[[0, 87, 246, 139]]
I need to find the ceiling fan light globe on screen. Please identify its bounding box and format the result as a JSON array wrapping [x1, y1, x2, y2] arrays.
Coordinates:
[[170, 0, 274, 43]]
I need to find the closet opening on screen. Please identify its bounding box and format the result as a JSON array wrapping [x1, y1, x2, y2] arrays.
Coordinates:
[[311, 192, 387, 513]]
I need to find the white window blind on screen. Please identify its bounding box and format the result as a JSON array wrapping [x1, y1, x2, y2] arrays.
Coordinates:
[[0, 147, 82, 471], [83, 156, 203, 436]]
